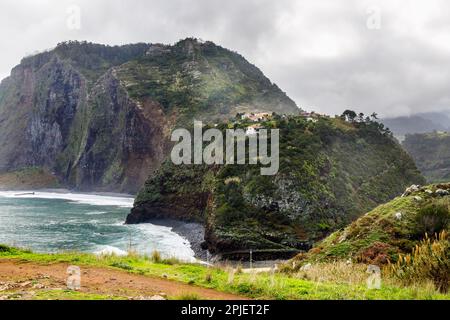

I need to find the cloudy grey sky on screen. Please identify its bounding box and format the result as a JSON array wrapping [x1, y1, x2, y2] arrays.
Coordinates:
[[1, 0, 449, 117]]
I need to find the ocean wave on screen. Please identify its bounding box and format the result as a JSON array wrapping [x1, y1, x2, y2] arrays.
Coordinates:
[[0, 191, 134, 208], [85, 211, 107, 215], [132, 223, 197, 262], [93, 245, 128, 256]]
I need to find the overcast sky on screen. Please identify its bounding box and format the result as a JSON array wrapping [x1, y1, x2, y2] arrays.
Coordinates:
[[1, 0, 450, 117]]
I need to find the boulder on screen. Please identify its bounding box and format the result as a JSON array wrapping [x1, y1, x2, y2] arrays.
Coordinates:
[[300, 263, 312, 271], [402, 185, 421, 197], [435, 189, 449, 196]]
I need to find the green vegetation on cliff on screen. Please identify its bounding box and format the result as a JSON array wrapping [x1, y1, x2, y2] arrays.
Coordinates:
[[129, 114, 425, 257], [116, 39, 298, 121]]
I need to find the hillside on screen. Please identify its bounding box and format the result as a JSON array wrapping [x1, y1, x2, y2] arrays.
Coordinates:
[[291, 183, 450, 266], [402, 132, 450, 183], [127, 114, 425, 259], [0, 39, 298, 193]]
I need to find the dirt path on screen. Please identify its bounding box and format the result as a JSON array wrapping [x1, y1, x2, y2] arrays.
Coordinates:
[[0, 259, 247, 300]]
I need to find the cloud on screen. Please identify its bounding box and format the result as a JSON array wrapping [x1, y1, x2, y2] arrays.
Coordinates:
[[1, 0, 450, 117]]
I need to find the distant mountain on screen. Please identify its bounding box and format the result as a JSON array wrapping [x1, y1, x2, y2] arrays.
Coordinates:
[[382, 111, 450, 140], [403, 132, 450, 183], [0, 39, 299, 193]]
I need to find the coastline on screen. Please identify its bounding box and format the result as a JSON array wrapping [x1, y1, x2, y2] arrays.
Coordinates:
[[143, 218, 208, 261], [0, 187, 135, 198], [1, 189, 292, 267]]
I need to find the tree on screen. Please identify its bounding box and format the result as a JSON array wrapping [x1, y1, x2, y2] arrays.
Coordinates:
[[342, 110, 357, 122], [358, 113, 365, 122], [371, 112, 378, 120]]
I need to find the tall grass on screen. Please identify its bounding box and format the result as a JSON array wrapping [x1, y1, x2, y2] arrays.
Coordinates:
[[387, 231, 449, 293]]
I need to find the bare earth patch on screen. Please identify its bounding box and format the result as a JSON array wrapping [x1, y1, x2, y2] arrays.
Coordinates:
[[0, 259, 247, 300]]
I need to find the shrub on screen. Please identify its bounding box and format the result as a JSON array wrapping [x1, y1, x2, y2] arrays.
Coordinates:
[[110, 262, 133, 271], [387, 231, 449, 293], [0, 244, 13, 253], [414, 200, 450, 238], [176, 293, 200, 300], [356, 242, 398, 265], [151, 250, 162, 263]]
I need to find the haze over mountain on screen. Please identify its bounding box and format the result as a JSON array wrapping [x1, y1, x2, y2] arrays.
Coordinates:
[[382, 111, 450, 140]]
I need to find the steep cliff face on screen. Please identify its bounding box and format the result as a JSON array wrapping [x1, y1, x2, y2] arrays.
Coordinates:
[[127, 116, 425, 258], [0, 52, 86, 171], [0, 39, 298, 193]]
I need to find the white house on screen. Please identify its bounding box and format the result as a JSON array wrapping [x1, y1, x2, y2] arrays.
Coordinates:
[[245, 124, 263, 135]]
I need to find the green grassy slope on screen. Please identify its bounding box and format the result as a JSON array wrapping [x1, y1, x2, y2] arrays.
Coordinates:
[[292, 183, 450, 265]]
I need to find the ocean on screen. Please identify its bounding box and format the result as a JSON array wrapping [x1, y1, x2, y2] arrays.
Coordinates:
[[0, 191, 195, 261]]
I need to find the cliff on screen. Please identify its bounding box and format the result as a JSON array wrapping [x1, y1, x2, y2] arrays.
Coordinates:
[[127, 115, 425, 258], [0, 39, 298, 193]]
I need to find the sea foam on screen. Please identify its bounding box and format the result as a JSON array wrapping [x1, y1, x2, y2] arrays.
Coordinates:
[[0, 191, 134, 208]]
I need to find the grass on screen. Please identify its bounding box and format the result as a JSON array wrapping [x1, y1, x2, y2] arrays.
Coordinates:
[[31, 290, 127, 300], [0, 246, 448, 300], [1, 289, 128, 300]]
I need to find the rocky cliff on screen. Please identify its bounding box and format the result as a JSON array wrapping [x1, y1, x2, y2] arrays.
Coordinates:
[[127, 115, 425, 259], [0, 39, 299, 193]]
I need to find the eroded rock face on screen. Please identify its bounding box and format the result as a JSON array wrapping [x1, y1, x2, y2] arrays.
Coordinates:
[[68, 70, 171, 193], [0, 50, 168, 193], [0, 53, 86, 172]]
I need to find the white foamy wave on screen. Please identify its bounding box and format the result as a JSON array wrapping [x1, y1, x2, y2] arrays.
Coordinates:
[[0, 191, 134, 208], [85, 211, 107, 215], [132, 223, 197, 263], [94, 245, 128, 256]]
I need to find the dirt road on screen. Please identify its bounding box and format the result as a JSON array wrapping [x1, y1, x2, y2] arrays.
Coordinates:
[[0, 259, 247, 300]]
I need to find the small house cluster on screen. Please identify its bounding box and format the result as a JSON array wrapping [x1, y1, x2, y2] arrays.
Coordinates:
[[241, 112, 272, 122], [239, 112, 272, 135], [245, 124, 263, 136], [239, 110, 329, 135], [299, 111, 329, 122]]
